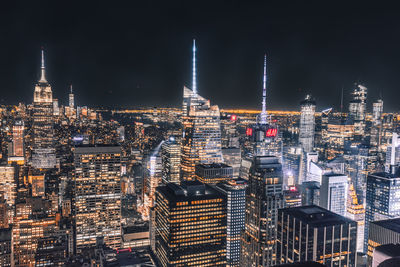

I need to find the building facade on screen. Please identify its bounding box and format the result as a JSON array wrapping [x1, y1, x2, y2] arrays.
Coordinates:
[[74, 146, 122, 251], [365, 172, 400, 252], [154, 181, 227, 266], [241, 156, 284, 267], [299, 95, 316, 153], [276, 205, 357, 266]]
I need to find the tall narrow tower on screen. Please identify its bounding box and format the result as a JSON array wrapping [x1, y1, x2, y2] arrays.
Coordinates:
[[299, 94, 316, 153], [180, 40, 223, 181], [349, 84, 367, 136], [244, 55, 282, 160], [31, 48, 56, 169], [69, 85, 75, 108]]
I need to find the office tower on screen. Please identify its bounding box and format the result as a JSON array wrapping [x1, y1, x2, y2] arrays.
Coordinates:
[[276, 205, 357, 266], [372, 244, 400, 267], [299, 151, 318, 184], [320, 173, 348, 216], [215, 179, 247, 267], [385, 132, 400, 171], [0, 166, 16, 209], [365, 172, 400, 252], [30, 173, 45, 197], [371, 99, 384, 148], [74, 146, 122, 251], [367, 218, 400, 265], [52, 98, 59, 116], [222, 147, 241, 178], [241, 156, 284, 267], [32, 49, 56, 169], [221, 114, 240, 148], [154, 181, 227, 267], [372, 99, 384, 125], [181, 40, 223, 181], [349, 84, 367, 136], [245, 55, 282, 160], [239, 156, 252, 180], [12, 120, 24, 157], [69, 84, 75, 108], [142, 153, 162, 219], [282, 146, 302, 186], [195, 163, 233, 184], [0, 201, 8, 228], [12, 199, 58, 266], [300, 181, 320, 206], [0, 228, 12, 267], [161, 136, 181, 183], [299, 95, 316, 153], [325, 116, 354, 159], [283, 186, 302, 208], [346, 183, 365, 253]]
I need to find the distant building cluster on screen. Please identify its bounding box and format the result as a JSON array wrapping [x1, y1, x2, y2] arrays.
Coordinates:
[[0, 41, 399, 266]]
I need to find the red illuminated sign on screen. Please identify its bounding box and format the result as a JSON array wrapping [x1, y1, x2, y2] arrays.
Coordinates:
[[266, 128, 277, 137], [230, 114, 237, 121], [246, 128, 253, 136], [289, 186, 297, 192]]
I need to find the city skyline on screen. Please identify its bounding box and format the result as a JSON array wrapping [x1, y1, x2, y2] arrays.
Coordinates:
[[1, 2, 400, 266], [1, 2, 400, 112]]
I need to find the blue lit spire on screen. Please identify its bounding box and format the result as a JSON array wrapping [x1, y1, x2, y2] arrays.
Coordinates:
[[192, 39, 197, 95], [259, 54, 268, 124]]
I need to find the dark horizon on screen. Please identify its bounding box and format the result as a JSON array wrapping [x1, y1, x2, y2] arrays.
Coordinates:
[[1, 1, 400, 112]]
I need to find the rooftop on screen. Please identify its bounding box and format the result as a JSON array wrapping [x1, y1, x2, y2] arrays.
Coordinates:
[[372, 218, 400, 234], [280, 205, 356, 227], [74, 145, 122, 154]]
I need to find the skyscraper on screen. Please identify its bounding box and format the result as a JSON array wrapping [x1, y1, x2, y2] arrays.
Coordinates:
[[222, 147, 241, 178], [346, 183, 365, 253], [31, 49, 56, 169], [365, 171, 400, 252], [241, 156, 284, 267], [245, 55, 282, 160], [215, 179, 247, 267], [154, 181, 227, 266], [371, 99, 384, 148], [195, 163, 233, 184], [74, 146, 122, 251], [299, 94, 316, 153], [12, 120, 24, 157], [276, 205, 357, 266], [320, 173, 348, 216], [69, 84, 75, 108], [181, 40, 223, 181], [161, 136, 181, 183], [367, 218, 400, 265], [385, 132, 400, 171], [349, 84, 367, 137]]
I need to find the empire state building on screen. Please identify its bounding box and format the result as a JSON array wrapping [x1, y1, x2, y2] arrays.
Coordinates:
[[31, 49, 56, 169]]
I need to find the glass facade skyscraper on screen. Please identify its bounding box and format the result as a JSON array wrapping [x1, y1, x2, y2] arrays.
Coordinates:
[[365, 171, 400, 252], [299, 95, 316, 153]]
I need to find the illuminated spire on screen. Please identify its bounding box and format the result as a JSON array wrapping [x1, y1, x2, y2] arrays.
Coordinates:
[[70, 84, 73, 94], [259, 54, 268, 124], [192, 39, 197, 95], [39, 48, 47, 83]]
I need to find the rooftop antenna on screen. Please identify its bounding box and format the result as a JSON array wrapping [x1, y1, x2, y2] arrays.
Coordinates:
[[259, 54, 268, 124], [192, 39, 197, 95], [39, 47, 47, 83]]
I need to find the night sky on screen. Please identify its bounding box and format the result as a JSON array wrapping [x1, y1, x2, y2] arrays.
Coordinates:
[[1, 1, 400, 111]]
